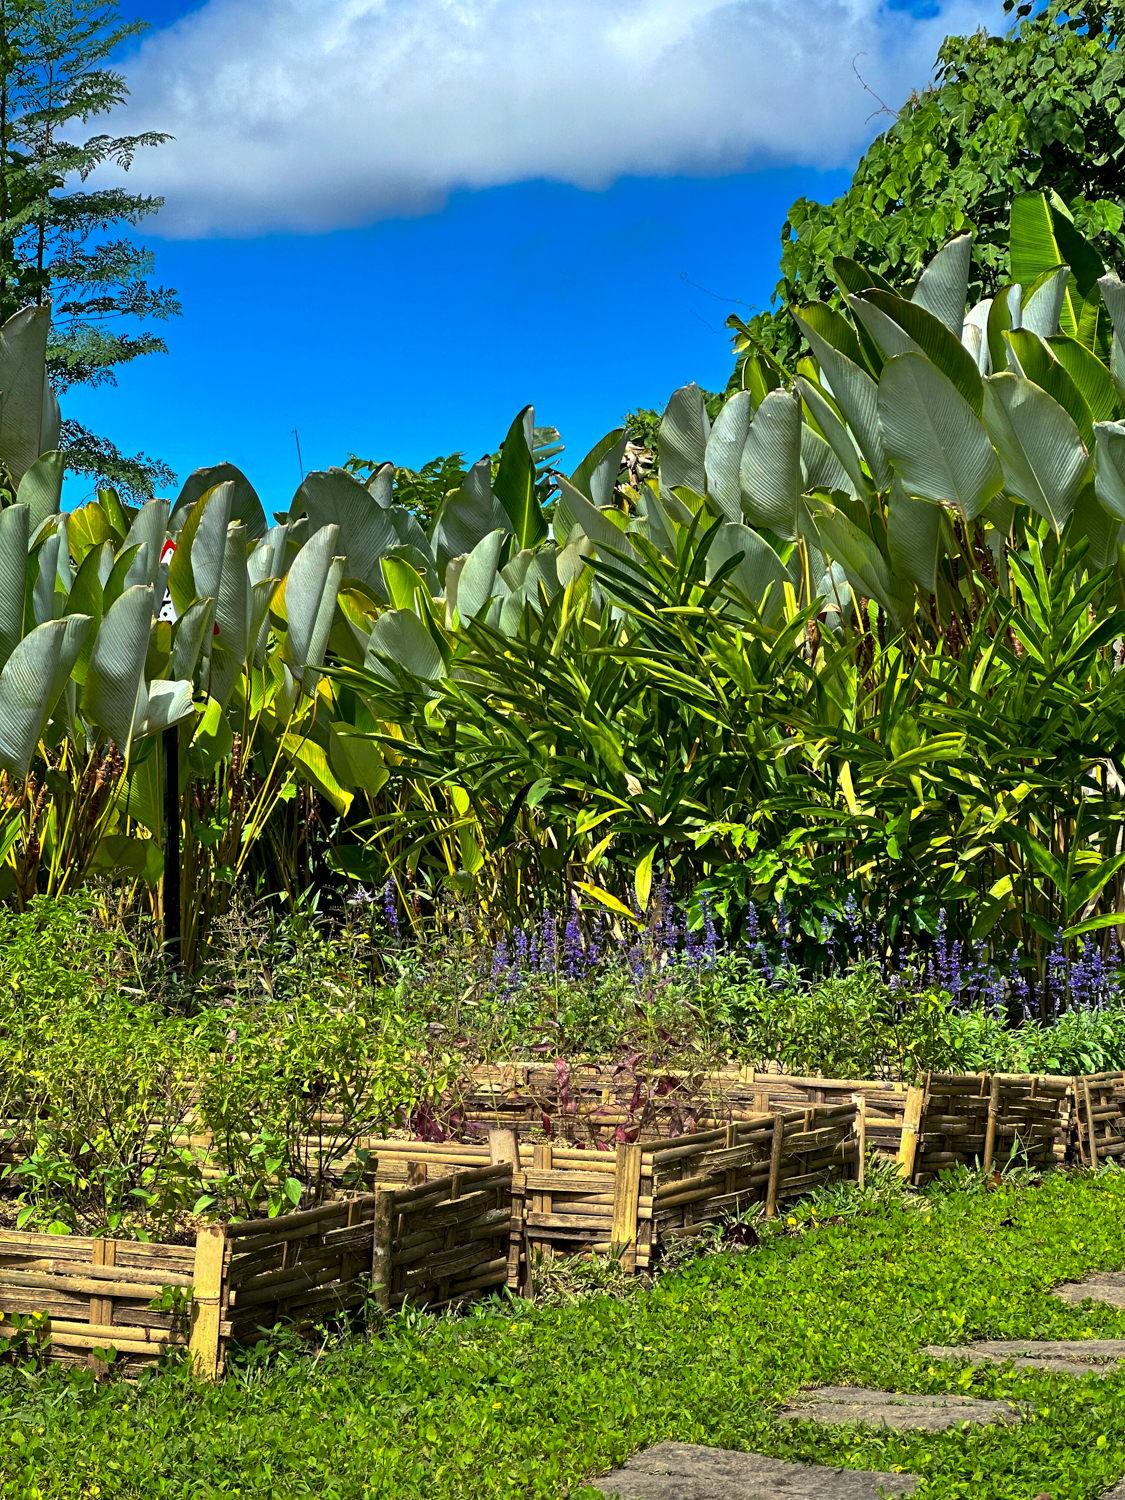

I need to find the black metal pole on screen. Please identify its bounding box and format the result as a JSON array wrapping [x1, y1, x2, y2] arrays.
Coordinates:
[[162, 723, 181, 969]]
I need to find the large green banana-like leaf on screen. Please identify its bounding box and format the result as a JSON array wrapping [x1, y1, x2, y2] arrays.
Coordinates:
[[1098, 273, 1125, 404], [0, 307, 54, 482], [739, 388, 801, 540], [0, 502, 29, 672], [877, 353, 1003, 520], [207, 522, 251, 707], [454, 529, 506, 622], [364, 608, 444, 684], [982, 372, 1090, 532], [135, 678, 195, 739], [432, 459, 511, 577], [801, 424, 851, 494], [170, 597, 215, 681], [64, 543, 104, 686], [172, 462, 267, 543], [1021, 266, 1071, 339], [1093, 421, 1125, 521], [282, 733, 352, 817], [82, 584, 155, 750], [570, 428, 628, 509], [493, 406, 547, 551], [386, 509, 437, 588], [911, 234, 972, 336], [704, 390, 751, 522], [17, 450, 64, 535], [813, 503, 910, 627], [851, 291, 983, 412], [189, 482, 233, 614], [103, 544, 143, 615], [283, 523, 344, 696], [1070, 483, 1119, 569], [793, 310, 890, 489], [987, 285, 1022, 374], [297, 468, 397, 602], [660, 384, 709, 496], [169, 483, 226, 615], [214, 522, 249, 663], [796, 376, 870, 501], [1047, 335, 1117, 422], [555, 477, 640, 561], [32, 525, 62, 625], [705, 521, 789, 623], [887, 478, 944, 593], [1010, 191, 1104, 340], [0, 616, 90, 777], [122, 499, 172, 587], [1004, 330, 1094, 448]]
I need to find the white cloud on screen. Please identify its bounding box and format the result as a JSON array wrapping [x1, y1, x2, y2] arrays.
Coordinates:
[[107, 0, 1004, 238]]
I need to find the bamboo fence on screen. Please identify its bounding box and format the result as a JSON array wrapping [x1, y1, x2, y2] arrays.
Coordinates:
[[1072, 1071, 1125, 1166], [894, 1072, 1072, 1184], [2, 1067, 1124, 1381]]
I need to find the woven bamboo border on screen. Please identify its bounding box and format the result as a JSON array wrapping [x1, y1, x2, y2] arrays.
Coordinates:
[[1, 1068, 1122, 1381]]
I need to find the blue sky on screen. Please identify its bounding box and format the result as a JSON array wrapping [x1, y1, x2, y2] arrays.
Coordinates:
[[64, 0, 1004, 514]]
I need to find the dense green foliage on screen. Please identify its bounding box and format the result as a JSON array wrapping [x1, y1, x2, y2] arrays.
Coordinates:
[[3, 1172, 1125, 1496], [732, 0, 1125, 373], [0, 0, 178, 498]]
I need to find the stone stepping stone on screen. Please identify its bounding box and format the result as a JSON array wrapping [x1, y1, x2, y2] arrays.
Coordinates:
[[1052, 1272, 1125, 1309], [590, 1442, 919, 1499], [777, 1385, 1020, 1432], [926, 1338, 1125, 1377]]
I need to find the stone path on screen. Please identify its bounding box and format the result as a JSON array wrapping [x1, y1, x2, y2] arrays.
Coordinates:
[[590, 1442, 919, 1499], [777, 1385, 1021, 1432], [926, 1337, 1125, 1377], [1051, 1271, 1125, 1309]]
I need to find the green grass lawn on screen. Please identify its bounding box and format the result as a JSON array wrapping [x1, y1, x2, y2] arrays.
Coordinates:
[[6, 1171, 1125, 1499]]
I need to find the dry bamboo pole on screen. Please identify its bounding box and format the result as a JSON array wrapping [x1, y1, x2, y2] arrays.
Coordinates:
[[852, 1095, 867, 1188], [488, 1128, 522, 1290], [87, 1238, 116, 1378], [764, 1113, 785, 1219], [370, 1189, 394, 1313], [982, 1075, 1001, 1174], [611, 1143, 643, 1272], [188, 1226, 226, 1381], [896, 1086, 925, 1182]]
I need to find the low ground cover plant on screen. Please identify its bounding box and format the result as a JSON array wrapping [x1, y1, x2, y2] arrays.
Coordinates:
[[1, 1171, 1125, 1497]]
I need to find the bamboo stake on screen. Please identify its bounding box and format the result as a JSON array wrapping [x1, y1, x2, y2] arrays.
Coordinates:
[[611, 1143, 643, 1273], [188, 1226, 226, 1381], [370, 1188, 394, 1313], [983, 1075, 1001, 1174], [488, 1128, 522, 1291], [765, 1113, 785, 1219], [896, 1086, 925, 1182], [852, 1095, 867, 1188]]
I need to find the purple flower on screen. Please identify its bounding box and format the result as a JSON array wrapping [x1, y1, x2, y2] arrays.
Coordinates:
[[491, 936, 510, 981], [700, 893, 718, 966], [777, 900, 791, 965], [541, 908, 557, 975], [746, 903, 760, 945], [347, 884, 374, 908], [564, 895, 584, 978], [383, 879, 401, 942], [1047, 934, 1068, 1017], [515, 926, 529, 966], [1010, 947, 1031, 1022], [843, 894, 861, 949]]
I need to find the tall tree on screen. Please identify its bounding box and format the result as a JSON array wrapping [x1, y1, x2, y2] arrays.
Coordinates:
[[729, 0, 1125, 379], [0, 0, 178, 498]]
